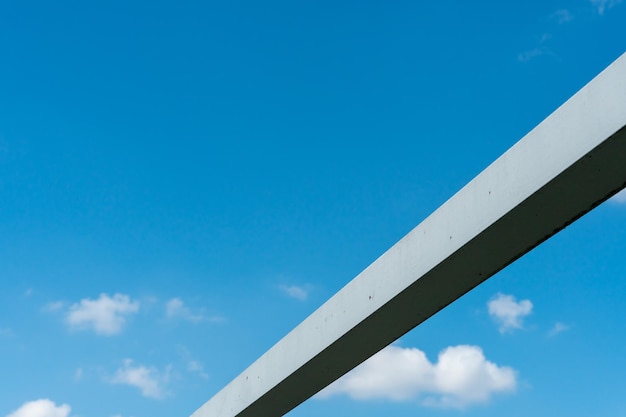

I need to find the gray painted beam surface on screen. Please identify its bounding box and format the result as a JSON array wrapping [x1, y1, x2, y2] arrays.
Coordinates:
[[191, 52, 626, 417]]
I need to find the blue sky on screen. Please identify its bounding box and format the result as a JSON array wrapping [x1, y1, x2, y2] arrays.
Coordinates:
[[1, 1, 625, 416]]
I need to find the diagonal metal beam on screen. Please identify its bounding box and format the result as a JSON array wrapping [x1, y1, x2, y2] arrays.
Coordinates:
[[191, 52, 626, 417]]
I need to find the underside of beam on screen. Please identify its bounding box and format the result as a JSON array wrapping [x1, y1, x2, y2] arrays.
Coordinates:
[[191, 52, 626, 417]]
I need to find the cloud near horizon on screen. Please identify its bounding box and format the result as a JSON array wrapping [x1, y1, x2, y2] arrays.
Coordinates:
[[317, 345, 516, 408], [488, 293, 533, 333], [65, 293, 140, 335], [6, 400, 70, 417]]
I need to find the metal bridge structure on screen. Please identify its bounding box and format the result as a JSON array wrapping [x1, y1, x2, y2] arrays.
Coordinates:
[[191, 52, 626, 417]]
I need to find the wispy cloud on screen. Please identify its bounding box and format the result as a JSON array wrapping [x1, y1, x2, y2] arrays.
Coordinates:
[[74, 368, 84, 381], [187, 360, 209, 380], [518, 48, 545, 63], [517, 7, 577, 63], [165, 298, 222, 323], [177, 346, 209, 379], [166, 298, 203, 322], [318, 345, 516, 408], [6, 399, 71, 417], [278, 284, 310, 301], [65, 293, 140, 336], [518, 34, 554, 63], [44, 301, 65, 313], [488, 293, 533, 333], [0, 327, 13, 337], [548, 322, 570, 336], [110, 359, 171, 399], [552, 9, 574, 24], [590, 0, 623, 15]]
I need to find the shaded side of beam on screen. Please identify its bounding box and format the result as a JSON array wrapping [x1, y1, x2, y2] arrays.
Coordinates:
[[191, 52, 626, 417]]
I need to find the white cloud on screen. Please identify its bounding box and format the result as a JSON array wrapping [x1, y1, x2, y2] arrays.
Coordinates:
[[166, 298, 202, 322], [611, 188, 626, 203], [590, 0, 623, 15], [165, 298, 221, 323], [110, 359, 170, 399], [318, 345, 516, 408], [278, 284, 309, 301], [6, 400, 71, 417], [548, 322, 570, 336], [66, 293, 139, 335], [488, 293, 533, 333]]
